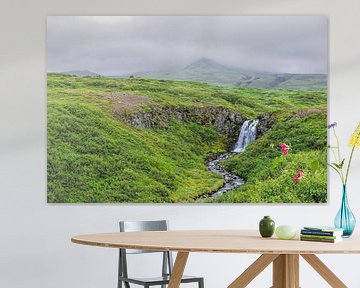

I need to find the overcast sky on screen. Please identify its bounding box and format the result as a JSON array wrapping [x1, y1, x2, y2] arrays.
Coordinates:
[[47, 16, 328, 75]]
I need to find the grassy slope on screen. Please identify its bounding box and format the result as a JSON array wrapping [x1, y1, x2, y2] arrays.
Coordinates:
[[204, 111, 327, 203], [137, 68, 327, 90], [47, 73, 327, 203]]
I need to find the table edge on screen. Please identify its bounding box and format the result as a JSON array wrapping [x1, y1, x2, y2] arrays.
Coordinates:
[[71, 235, 360, 255]]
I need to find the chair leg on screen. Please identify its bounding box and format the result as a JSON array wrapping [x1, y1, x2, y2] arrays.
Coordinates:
[[198, 278, 204, 288], [118, 249, 122, 288], [118, 279, 130, 288]]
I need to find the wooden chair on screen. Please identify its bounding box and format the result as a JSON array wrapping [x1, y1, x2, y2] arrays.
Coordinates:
[[118, 220, 204, 288]]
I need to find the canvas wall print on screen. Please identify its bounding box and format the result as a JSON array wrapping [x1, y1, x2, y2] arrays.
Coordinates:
[[47, 16, 328, 203]]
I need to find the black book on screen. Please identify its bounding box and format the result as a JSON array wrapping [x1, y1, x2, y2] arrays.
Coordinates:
[[300, 229, 343, 237]]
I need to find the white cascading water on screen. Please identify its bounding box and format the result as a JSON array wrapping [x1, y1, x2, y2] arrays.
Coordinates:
[[232, 119, 259, 153], [198, 119, 260, 199]]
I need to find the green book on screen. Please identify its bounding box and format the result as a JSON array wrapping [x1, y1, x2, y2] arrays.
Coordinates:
[[300, 236, 342, 243], [300, 234, 340, 240]]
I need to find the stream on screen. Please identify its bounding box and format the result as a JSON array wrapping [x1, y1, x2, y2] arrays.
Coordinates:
[[198, 119, 259, 199]]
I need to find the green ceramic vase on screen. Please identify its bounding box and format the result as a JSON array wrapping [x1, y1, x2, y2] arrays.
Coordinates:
[[259, 216, 275, 238]]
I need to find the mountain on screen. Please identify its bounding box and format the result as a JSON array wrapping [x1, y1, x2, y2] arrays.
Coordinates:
[[130, 58, 327, 90], [61, 70, 101, 77], [184, 57, 230, 70]]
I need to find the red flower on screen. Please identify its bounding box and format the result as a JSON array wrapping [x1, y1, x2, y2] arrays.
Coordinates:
[[293, 170, 305, 183], [279, 143, 289, 156]]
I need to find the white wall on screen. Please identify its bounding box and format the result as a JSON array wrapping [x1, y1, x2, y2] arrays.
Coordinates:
[[1, 0, 360, 287]]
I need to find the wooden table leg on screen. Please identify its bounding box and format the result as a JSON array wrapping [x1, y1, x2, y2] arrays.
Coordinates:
[[288, 255, 300, 288], [168, 252, 189, 288], [229, 253, 347, 288], [228, 254, 279, 288], [272, 254, 299, 288], [301, 254, 347, 288]]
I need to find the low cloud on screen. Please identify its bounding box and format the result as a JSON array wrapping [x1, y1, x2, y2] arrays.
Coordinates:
[[47, 16, 328, 75]]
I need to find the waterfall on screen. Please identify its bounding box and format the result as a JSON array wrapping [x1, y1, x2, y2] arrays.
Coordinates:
[[198, 118, 260, 199], [232, 119, 259, 153]]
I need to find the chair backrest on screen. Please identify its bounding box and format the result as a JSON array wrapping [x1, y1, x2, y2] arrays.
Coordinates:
[[118, 220, 173, 282], [119, 220, 169, 254]]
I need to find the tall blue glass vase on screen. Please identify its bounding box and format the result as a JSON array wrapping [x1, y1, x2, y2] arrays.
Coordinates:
[[334, 185, 356, 237]]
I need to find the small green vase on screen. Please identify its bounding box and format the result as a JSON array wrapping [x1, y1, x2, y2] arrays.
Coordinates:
[[259, 216, 275, 238]]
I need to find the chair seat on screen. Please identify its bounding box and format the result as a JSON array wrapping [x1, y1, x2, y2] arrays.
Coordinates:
[[118, 221, 204, 287], [119, 274, 202, 286]]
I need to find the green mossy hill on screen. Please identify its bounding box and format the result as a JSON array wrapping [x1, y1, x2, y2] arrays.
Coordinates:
[[203, 111, 327, 203], [47, 73, 327, 203]]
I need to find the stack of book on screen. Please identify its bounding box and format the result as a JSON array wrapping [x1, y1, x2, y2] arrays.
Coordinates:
[[300, 226, 344, 243]]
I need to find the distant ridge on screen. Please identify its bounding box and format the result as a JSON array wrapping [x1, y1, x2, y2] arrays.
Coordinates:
[[61, 70, 101, 77], [58, 59, 327, 90], [130, 58, 327, 90]]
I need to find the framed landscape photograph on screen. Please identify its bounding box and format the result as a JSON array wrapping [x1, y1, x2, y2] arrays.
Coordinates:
[[47, 16, 328, 203]]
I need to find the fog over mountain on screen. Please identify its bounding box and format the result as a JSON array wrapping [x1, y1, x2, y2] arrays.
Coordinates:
[[125, 57, 327, 89], [47, 16, 328, 76]]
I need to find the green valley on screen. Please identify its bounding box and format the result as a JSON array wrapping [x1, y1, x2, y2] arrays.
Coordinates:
[[47, 73, 327, 203]]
